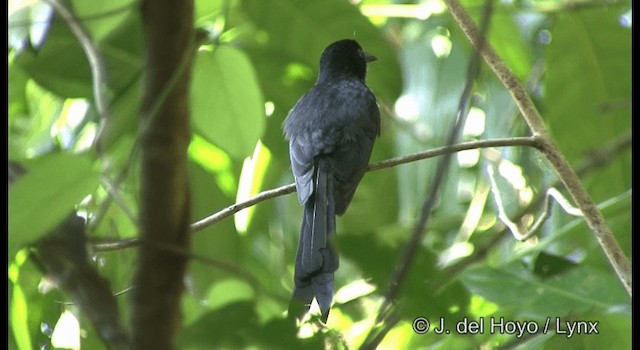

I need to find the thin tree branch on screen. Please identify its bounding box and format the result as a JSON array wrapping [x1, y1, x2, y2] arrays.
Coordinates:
[[487, 166, 582, 242], [443, 0, 631, 295], [367, 136, 540, 172], [442, 130, 632, 280], [191, 137, 539, 233], [194, 137, 539, 230], [41, 0, 110, 140], [100, 178, 138, 226], [363, 2, 495, 347], [91, 136, 540, 251], [574, 131, 631, 175], [92, 129, 630, 302], [90, 238, 289, 304], [191, 183, 296, 232], [89, 25, 195, 235], [92, 237, 141, 251], [9, 2, 138, 28]]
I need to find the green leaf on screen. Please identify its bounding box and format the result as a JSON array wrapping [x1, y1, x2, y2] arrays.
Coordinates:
[[10, 284, 32, 350], [488, 13, 533, 79], [8, 153, 99, 258], [191, 46, 266, 159], [207, 279, 255, 311], [188, 133, 236, 196], [195, 0, 224, 26], [460, 263, 630, 319], [187, 160, 242, 297], [234, 140, 271, 233], [96, 75, 142, 151], [543, 311, 630, 349], [69, 0, 135, 43], [14, 13, 143, 99], [532, 251, 577, 278], [545, 9, 631, 161], [9, 251, 33, 350], [14, 19, 92, 98], [9, 80, 63, 159]]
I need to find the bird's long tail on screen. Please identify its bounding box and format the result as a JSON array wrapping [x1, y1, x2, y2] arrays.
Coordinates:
[[289, 158, 338, 322]]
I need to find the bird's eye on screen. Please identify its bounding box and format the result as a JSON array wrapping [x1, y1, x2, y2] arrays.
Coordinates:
[[357, 48, 364, 57]]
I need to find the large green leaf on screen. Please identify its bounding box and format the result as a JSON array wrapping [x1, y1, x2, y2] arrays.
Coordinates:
[[460, 263, 630, 319], [14, 13, 143, 100], [8, 153, 99, 258], [488, 12, 533, 79], [10, 284, 32, 350], [9, 79, 63, 159], [191, 46, 266, 159], [545, 9, 631, 161], [544, 8, 631, 215], [70, 0, 135, 43]]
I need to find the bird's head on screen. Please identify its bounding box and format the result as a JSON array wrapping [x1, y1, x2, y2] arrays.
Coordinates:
[[318, 39, 376, 82]]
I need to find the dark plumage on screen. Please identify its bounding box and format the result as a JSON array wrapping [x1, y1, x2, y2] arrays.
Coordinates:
[[283, 39, 380, 322]]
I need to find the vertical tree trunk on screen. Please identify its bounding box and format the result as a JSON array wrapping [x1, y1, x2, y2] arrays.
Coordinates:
[[132, 1, 194, 349]]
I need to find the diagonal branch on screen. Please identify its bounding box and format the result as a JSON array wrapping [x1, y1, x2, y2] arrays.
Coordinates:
[[443, 0, 631, 295], [442, 130, 632, 280], [362, 2, 495, 347], [42, 0, 110, 141]]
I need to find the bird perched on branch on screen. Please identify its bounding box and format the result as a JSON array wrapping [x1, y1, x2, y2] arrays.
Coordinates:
[[283, 39, 380, 322]]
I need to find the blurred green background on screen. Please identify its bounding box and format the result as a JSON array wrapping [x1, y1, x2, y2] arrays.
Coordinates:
[[8, 0, 631, 348]]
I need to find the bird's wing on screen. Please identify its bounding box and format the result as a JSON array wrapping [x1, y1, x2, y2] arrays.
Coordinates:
[[288, 132, 315, 204], [330, 88, 380, 215]]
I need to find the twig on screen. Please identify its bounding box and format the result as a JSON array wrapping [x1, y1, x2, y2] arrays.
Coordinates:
[[443, 0, 631, 295], [191, 137, 539, 234], [149, 241, 263, 294], [487, 166, 582, 242], [366, 137, 540, 172], [362, 1, 495, 347], [91, 237, 141, 251], [92, 137, 541, 250], [41, 0, 109, 133], [89, 17, 194, 234], [101, 178, 138, 226], [442, 130, 632, 281], [91, 238, 288, 304], [574, 131, 631, 175], [384, 0, 491, 312], [9, 2, 138, 28], [191, 183, 296, 232]]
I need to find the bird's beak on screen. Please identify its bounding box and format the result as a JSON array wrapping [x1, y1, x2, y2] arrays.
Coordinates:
[[364, 52, 377, 63]]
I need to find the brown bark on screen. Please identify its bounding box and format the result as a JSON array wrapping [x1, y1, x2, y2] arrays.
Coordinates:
[[131, 1, 195, 349]]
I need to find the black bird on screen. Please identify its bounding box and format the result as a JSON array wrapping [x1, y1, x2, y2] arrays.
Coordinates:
[[283, 39, 380, 322]]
